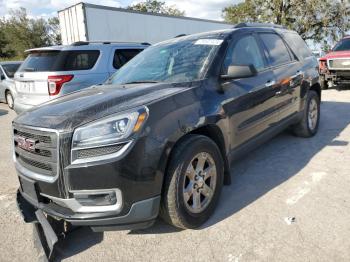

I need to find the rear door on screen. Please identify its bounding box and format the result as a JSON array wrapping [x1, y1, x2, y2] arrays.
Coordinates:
[[257, 32, 303, 121], [221, 32, 279, 148]]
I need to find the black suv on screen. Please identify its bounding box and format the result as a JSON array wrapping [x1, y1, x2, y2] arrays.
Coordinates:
[[14, 23, 320, 248]]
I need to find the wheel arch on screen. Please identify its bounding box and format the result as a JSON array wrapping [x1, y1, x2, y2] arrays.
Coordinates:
[[5, 88, 12, 101], [161, 124, 231, 187], [310, 82, 321, 100]]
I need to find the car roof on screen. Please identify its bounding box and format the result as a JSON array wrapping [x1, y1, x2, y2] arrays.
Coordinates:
[[155, 25, 296, 46], [25, 42, 149, 53]]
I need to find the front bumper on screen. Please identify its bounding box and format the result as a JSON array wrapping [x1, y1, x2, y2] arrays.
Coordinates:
[[17, 189, 160, 231], [322, 70, 350, 86], [13, 120, 165, 231]]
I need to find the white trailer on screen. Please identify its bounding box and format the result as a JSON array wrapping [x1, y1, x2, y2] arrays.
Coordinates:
[[58, 2, 233, 45]]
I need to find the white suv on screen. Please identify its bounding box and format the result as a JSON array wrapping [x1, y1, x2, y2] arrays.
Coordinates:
[[14, 41, 149, 114]]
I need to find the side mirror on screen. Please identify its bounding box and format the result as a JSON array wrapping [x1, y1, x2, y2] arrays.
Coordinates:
[[0, 74, 5, 81], [221, 65, 257, 80]]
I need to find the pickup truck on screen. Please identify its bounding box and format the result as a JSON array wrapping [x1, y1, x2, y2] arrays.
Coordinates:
[[319, 36, 350, 89]]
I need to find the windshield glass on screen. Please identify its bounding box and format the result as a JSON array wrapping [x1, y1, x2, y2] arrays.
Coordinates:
[[333, 39, 350, 51], [109, 37, 224, 85], [2, 63, 21, 78]]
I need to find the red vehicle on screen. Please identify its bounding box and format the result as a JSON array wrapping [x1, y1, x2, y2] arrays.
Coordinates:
[[319, 36, 350, 89]]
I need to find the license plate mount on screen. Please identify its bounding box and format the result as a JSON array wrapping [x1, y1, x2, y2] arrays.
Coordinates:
[[17, 81, 34, 93]]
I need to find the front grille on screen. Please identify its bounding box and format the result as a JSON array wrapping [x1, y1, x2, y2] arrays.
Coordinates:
[[328, 59, 350, 70], [75, 144, 125, 159], [13, 125, 59, 180], [15, 130, 52, 144], [19, 155, 52, 171]]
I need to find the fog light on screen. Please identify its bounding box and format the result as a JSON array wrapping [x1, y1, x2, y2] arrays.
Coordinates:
[[74, 191, 117, 207]]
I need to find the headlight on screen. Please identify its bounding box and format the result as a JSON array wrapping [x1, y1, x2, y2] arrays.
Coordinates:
[[71, 107, 148, 163]]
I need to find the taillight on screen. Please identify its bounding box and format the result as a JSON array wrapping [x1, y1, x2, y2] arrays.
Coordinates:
[[48, 75, 74, 96]]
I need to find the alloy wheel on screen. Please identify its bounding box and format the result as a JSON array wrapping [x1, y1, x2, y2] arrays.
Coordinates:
[[6, 92, 14, 109], [183, 152, 217, 214], [308, 98, 318, 131]]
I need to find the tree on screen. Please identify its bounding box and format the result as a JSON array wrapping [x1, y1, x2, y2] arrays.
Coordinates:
[[128, 0, 185, 16], [222, 0, 350, 46], [0, 24, 13, 58], [47, 17, 62, 45], [222, 0, 259, 24], [0, 8, 62, 60]]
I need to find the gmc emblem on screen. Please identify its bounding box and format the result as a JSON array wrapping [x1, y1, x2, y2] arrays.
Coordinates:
[[17, 137, 37, 152]]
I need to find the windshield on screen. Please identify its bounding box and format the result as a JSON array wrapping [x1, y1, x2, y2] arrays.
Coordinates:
[[109, 37, 224, 85], [2, 63, 21, 78], [333, 39, 350, 51]]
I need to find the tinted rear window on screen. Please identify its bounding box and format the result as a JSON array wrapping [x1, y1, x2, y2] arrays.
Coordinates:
[[19, 50, 100, 72], [113, 49, 143, 69], [2, 63, 21, 78], [259, 33, 292, 67], [283, 32, 312, 59], [333, 38, 350, 51]]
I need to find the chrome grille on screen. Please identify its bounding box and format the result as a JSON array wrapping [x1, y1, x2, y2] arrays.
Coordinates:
[[15, 130, 52, 144], [328, 59, 350, 70], [13, 125, 59, 181], [18, 155, 52, 171]]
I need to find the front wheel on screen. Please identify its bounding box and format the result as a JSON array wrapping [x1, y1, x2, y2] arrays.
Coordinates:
[[6, 91, 14, 109], [293, 90, 320, 137], [160, 135, 224, 229]]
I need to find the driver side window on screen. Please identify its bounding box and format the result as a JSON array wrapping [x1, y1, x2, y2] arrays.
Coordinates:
[[223, 35, 265, 74]]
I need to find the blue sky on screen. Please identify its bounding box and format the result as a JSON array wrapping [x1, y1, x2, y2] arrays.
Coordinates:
[[0, 0, 240, 20]]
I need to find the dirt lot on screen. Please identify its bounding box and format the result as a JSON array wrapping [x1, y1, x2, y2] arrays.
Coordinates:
[[0, 89, 349, 262]]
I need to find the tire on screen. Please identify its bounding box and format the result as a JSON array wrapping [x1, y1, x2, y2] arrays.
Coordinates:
[[5, 91, 14, 109], [160, 135, 224, 229], [293, 90, 320, 137]]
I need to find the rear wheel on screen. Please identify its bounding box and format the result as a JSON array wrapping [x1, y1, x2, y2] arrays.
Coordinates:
[[160, 135, 224, 229], [5, 91, 14, 109], [293, 90, 320, 137]]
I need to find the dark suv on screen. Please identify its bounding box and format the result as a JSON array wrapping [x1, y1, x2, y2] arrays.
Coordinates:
[[14, 23, 320, 251]]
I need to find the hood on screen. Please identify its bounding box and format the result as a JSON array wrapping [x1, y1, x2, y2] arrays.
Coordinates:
[[14, 83, 190, 131], [321, 50, 350, 60]]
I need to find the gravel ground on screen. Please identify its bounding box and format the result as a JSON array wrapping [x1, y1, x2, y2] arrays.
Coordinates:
[[0, 89, 349, 262]]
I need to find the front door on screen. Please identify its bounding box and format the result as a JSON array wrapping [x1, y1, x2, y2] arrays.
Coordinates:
[[220, 33, 280, 149]]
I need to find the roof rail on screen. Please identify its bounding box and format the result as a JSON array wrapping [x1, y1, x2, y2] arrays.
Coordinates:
[[234, 23, 286, 29], [175, 34, 187, 38], [71, 41, 151, 46]]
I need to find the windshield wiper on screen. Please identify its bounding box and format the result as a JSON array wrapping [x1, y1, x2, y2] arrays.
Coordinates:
[[123, 80, 162, 85]]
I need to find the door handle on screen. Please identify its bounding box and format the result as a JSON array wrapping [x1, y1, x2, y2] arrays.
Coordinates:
[[275, 90, 283, 96], [292, 70, 303, 78], [265, 80, 276, 87]]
